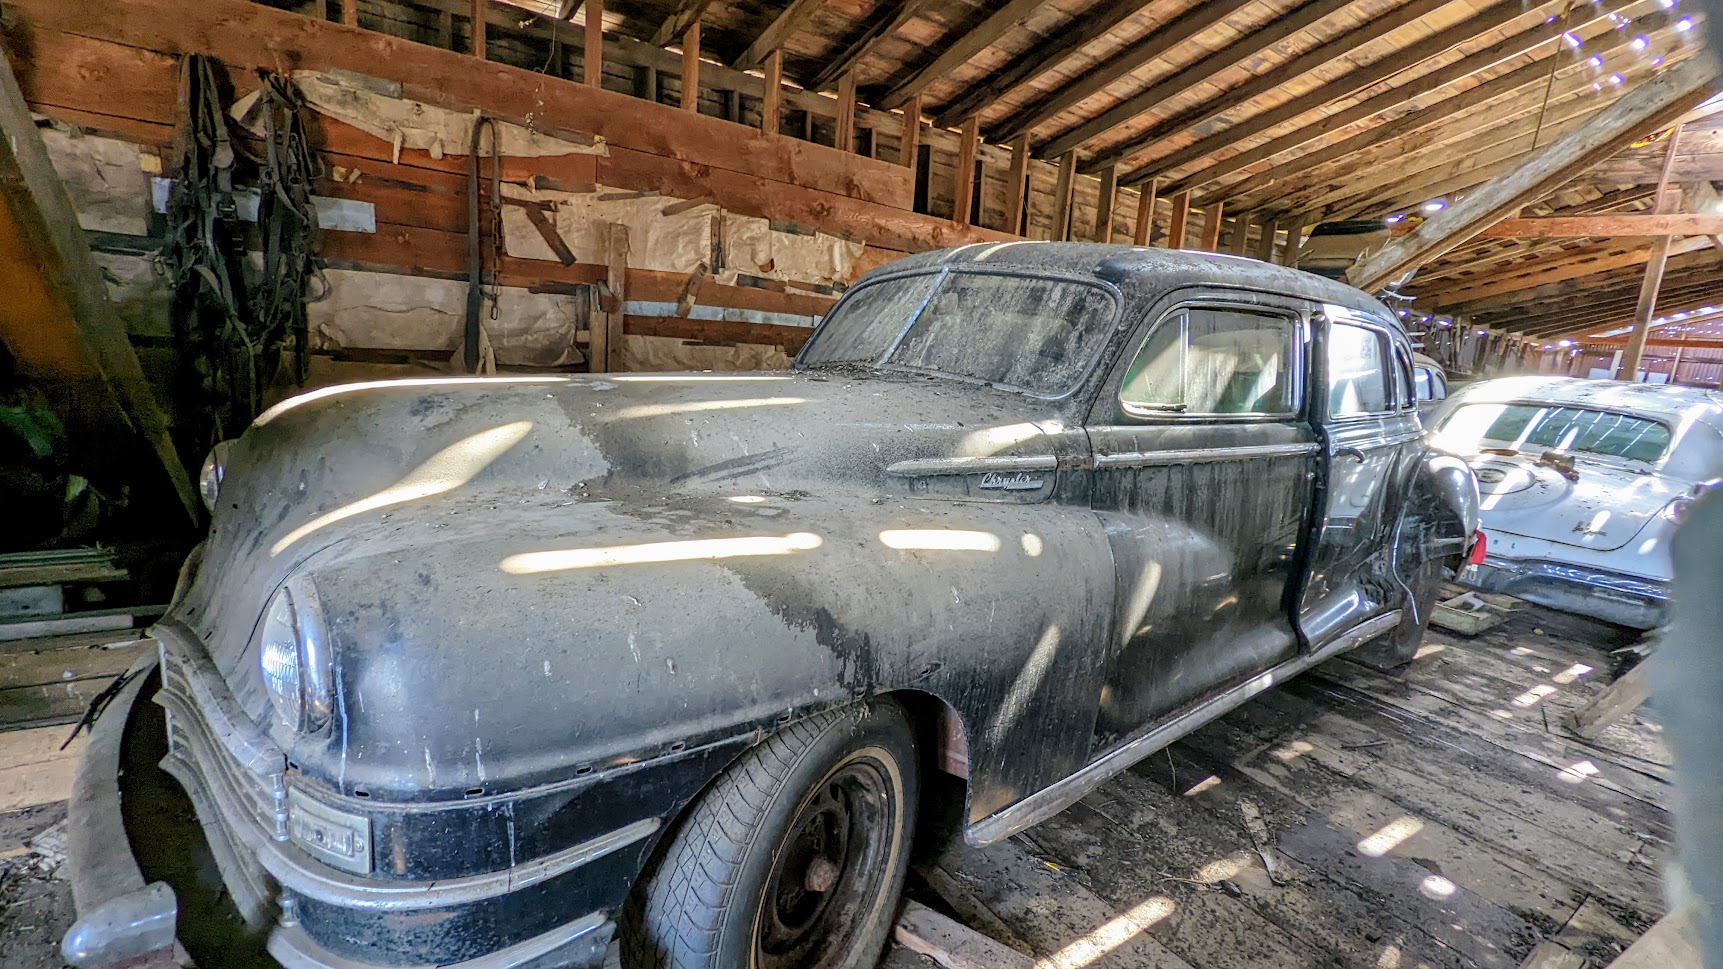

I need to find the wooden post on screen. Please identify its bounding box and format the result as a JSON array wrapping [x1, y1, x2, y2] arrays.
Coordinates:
[[1231, 213, 1254, 255], [901, 93, 922, 170], [1052, 151, 1077, 242], [1199, 202, 1223, 250], [1004, 132, 1030, 236], [595, 222, 629, 373], [836, 72, 857, 153], [343, 0, 357, 26], [761, 49, 783, 136], [471, 0, 486, 58], [1284, 216, 1306, 267], [1133, 177, 1158, 246], [1093, 164, 1118, 242], [1619, 123, 1685, 381], [1167, 191, 1191, 248], [584, 0, 604, 86], [954, 115, 980, 226], [311, 0, 328, 21], [1254, 217, 1278, 262], [680, 22, 701, 112], [437, 9, 454, 47]]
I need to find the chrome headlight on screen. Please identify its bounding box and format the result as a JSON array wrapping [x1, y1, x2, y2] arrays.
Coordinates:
[[199, 440, 234, 512], [259, 576, 335, 733]]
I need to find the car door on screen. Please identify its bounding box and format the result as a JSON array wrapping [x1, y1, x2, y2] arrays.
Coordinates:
[[1297, 305, 1426, 647], [1085, 290, 1319, 748]]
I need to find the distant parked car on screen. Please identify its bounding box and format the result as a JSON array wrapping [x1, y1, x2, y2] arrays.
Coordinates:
[[1430, 376, 1723, 629], [1412, 352, 1448, 418]]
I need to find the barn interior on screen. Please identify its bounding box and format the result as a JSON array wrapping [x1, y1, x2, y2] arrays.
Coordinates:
[[0, 0, 1720, 966]]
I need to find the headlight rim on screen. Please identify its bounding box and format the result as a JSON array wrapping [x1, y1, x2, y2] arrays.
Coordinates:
[[258, 574, 336, 735], [199, 440, 234, 513]]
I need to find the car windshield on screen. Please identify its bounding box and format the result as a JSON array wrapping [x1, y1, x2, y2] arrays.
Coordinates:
[[1434, 402, 1672, 463], [797, 271, 1118, 396]]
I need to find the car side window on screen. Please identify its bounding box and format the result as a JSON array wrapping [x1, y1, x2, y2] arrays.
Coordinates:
[[1327, 322, 1391, 417], [1394, 347, 1416, 411], [1121, 306, 1299, 416], [1414, 368, 1433, 401]]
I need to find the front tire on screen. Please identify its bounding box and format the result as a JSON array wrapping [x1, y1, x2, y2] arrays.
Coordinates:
[[620, 699, 918, 969]]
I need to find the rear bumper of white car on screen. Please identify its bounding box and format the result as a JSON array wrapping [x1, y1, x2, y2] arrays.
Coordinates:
[[1460, 554, 1669, 630]]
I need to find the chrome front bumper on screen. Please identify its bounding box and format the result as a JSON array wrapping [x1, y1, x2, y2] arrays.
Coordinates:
[[1460, 555, 1670, 630], [63, 628, 617, 969]]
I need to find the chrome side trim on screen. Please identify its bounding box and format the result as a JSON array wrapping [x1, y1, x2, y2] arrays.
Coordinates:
[[966, 611, 1402, 846], [1094, 442, 1319, 470], [885, 454, 1059, 476], [259, 817, 661, 911], [269, 910, 613, 969]]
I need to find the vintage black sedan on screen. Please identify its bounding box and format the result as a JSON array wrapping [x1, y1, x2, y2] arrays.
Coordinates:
[[63, 243, 1478, 969]]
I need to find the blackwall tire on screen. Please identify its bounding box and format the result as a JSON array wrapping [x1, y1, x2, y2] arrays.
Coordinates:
[[1352, 558, 1445, 672], [619, 699, 918, 969]]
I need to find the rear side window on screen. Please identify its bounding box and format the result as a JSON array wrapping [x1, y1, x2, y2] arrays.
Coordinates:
[[1121, 307, 1299, 416], [1328, 323, 1390, 417]]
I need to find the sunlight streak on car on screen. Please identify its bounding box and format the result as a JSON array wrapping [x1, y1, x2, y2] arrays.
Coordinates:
[[1419, 874, 1458, 899], [613, 397, 807, 419], [499, 532, 824, 574], [271, 421, 535, 557], [1021, 534, 1045, 557], [1034, 896, 1176, 968], [879, 529, 1003, 552], [610, 374, 792, 382], [989, 625, 1061, 743], [256, 378, 566, 426]]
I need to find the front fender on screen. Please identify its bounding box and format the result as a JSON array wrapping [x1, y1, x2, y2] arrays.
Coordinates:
[[1399, 451, 1481, 564]]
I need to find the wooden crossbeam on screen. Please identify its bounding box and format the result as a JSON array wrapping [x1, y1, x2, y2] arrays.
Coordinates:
[[930, 0, 1156, 130], [0, 49, 196, 518], [1431, 245, 1719, 310], [805, 0, 939, 92], [1145, 0, 1630, 194], [989, 0, 1247, 143], [734, 0, 825, 72], [874, 0, 1046, 112], [1619, 123, 1687, 377], [650, 0, 714, 47], [1073, 0, 1455, 169], [1476, 214, 1723, 237], [1346, 55, 1723, 293]]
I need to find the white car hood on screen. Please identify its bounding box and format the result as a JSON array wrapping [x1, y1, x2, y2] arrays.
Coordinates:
[[1469, 454, 1679, 552]]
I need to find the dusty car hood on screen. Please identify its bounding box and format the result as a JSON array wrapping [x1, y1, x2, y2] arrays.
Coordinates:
[[173, 371, 1099, 801], [1467, 454, 1679, 552]]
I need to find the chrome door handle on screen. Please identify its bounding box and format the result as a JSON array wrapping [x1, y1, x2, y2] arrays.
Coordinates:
[[1334, 446, 1366, 462]]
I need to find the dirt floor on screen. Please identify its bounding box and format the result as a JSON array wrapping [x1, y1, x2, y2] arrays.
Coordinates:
[[0, 601, 1667, 969]]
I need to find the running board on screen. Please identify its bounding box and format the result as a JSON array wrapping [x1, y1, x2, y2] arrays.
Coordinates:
[[965, 611, 1402, 846]]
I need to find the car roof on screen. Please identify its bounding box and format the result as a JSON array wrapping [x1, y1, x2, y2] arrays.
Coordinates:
[[1446, 375, 1723, 430], [870, 242, 1405, 335]]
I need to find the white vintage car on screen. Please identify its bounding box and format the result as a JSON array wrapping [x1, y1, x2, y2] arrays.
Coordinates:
[[1429, 376, 1723, 629]]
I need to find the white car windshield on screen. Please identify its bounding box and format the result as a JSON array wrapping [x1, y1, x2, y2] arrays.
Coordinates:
[[798, 271, 1118, 396], [1434, 403, 1672, 463]]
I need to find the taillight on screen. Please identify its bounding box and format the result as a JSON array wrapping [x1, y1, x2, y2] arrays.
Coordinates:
[[1467, 529, 1488, 565]]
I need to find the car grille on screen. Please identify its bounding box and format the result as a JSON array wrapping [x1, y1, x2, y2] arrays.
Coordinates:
[[155, 626, 289, 926]]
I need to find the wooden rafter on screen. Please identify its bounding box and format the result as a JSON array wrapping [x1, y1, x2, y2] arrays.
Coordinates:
[[930, 0, 1155, 129], [649, 0, 713, 46], [804, 0, 939, 92], [873, 0, 1046, 111], [989, 0, 1248, 143], [734, 0, 826, 72], [1475, 214, 1723, 237]]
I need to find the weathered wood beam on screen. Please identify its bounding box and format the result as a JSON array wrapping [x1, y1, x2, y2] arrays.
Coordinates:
[[931, 0, 1154, 129], [1037, 0, 1358, 162], [805, 0, 939, 92], [734, 0, 825, 72], [679, 21, 700, 112], [902, 93, 923, 171], [649, 0, 714, 47], [1138, 0, 1624, 193], [1071, 0, 1455, 169], [836, 72, 857, 153], [1133, 177, 1158, 245], [1093, 164, 1118, 242], [1052, 151, 1077, 242], [1254, 216, 1277, 262], [1005, 132, 1030, 235], [760, 48, 783, 135], [1476, 213, 1723, 237], [1346, 55, 1722, 293], [470, 0, 486, 57], [584, 0, 603, 85], [955, 115, 980, 225], [990, 0, 1246, 143], [1166, 190, 1191, 248], [1619, 123, 1686, 378], [1199, 202, 1223, 251], [1230, 213, 1253, 255], [1424, 237, 1715, 306], [343, 0, 358, 26], [0, 49, 197, 518], [874, 0, 1045, 112]]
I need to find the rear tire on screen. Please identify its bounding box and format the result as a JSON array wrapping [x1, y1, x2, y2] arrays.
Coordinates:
[[619, 699, 918, 969], [1352, 557, 1445, 671]]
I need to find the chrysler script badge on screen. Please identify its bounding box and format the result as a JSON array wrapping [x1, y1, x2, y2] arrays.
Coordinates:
[[979, 471, 1044, 491]]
